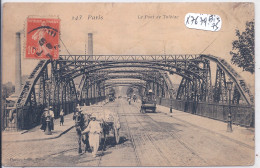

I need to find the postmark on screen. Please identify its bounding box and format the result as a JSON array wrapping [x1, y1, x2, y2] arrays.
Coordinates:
[[26, 18, 60, 60]]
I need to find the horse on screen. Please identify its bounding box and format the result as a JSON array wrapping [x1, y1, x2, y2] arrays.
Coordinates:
[[73, 112, 91, 154]]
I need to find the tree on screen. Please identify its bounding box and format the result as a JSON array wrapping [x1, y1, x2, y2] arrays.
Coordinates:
[[230, 20, 254, 73], [2, 82, 15, 99]]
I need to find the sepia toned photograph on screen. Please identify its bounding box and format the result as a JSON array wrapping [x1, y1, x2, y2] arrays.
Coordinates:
[[1, 2, 255, 167]]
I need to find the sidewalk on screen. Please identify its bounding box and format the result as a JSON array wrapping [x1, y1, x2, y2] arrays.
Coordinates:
[[2, 112, 75, 143], [156, 105, 255, 149], [2, 101, 106, 143]]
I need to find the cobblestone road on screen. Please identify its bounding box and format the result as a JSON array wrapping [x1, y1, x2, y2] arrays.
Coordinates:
[[2, 99, 254, 166]]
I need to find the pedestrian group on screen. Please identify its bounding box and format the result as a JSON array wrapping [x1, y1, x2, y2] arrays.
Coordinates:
[[40, 104, 116, 158]]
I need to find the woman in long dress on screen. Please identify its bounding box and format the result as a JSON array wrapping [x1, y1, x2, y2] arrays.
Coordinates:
[[60, 109, 64, 126]]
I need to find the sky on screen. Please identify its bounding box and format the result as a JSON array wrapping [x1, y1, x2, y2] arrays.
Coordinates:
[[2, 2, 255, 90]]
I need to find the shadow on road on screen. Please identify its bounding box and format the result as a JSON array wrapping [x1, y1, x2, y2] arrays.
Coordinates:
[[100, 136, 128, 150]]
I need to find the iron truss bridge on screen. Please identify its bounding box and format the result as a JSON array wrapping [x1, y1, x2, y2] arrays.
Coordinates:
[[6, 54, 254, 130]]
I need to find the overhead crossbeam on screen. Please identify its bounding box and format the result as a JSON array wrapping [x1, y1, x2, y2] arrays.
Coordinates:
[[59, 54, 200, 62]]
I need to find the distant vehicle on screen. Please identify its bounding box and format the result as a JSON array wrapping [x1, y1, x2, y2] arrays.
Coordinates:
[[109, 90, 116, 102], [109, 94, 115, 102], [140, 89, 156, 113]]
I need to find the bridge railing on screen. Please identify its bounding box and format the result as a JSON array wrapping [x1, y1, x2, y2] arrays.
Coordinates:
[[157, 97, 254, 127], [15, 101, 76, 130]]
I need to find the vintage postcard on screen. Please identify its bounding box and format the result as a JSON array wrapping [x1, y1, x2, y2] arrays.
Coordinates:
[[1, 2, 255, 167]]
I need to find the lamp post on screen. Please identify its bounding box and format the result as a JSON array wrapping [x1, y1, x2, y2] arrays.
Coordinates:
[[45, 79, 52, 135], [45, 106, 52, 135], [226, 81, 233, 132], [170, 95, 173, 113]]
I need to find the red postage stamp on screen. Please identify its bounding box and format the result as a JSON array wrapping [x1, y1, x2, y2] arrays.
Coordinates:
[[26, 18, 60, 60]]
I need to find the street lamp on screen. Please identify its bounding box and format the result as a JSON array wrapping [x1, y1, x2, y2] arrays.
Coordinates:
[[226, 81, 233, 132], [45, 106, 52, 135], [169, 94, 173, 113]]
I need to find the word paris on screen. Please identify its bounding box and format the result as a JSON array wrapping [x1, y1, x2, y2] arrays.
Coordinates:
[[185, 13, 222, 31], [72, 15, 103, 20]]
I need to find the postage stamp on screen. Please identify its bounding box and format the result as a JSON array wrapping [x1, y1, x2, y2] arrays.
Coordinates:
[[26, 18, 60, 60]]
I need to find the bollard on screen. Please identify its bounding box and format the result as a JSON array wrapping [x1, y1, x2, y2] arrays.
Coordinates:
[[45, 116, 52, 135]]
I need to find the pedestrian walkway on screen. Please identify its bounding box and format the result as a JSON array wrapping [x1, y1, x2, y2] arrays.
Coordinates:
[[2, 101, 107, 143], [2, 113, 75, 142], [157, 105, 255, 148]]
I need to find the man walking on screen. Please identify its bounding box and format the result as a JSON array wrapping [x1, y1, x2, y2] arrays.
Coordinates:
[[73, 109, 87, 154], [82, 116, 102, 157]]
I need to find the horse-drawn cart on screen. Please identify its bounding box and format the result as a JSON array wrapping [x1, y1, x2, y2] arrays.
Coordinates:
[[75, 105, 121, 154], [89, 106, 121, 144]]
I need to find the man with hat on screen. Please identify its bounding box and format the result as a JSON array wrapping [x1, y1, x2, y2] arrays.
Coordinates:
[[82, 115, 102, 157], [73, 107, 88, 154], [73, 104, 82, 116], [73, 104, 84, 122], [73, 108, 85, 130]]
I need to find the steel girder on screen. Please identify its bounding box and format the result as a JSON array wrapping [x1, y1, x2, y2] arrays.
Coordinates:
[[59, 54, 253, 105], [101, 83, 146, 89], [58, 54, 205, 80], [213, 65, 228, 103], [14, 53, 254, 127], [12, 60, 78, 129], [101, 83, 146, 97], [60, 63, 197, 81], [176, 77, 201, 102], [174, 55, 253, 105], [8, 52, 254, 130], [15, 53, 253, 110], [79, 70, 173, 100], [104, 80, 146, 85], [176, 60, 209, 102], [200, 55, 254, 105]]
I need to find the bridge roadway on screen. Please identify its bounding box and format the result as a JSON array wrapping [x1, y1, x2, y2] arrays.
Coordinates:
[[2, 99, 254, 167]]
